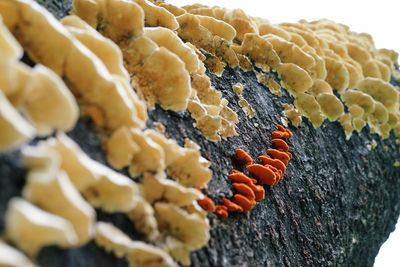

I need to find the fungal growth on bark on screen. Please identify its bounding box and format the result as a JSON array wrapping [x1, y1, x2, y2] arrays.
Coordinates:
[[0, 0, 399, 266]]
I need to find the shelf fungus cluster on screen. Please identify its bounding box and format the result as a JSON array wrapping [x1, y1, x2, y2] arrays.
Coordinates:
[[0, 0, 400, 265], [1, 134, 173, 266], [179, 3, 400, 141], [0, 16, 78, 151], [72, 0, 239, 142], [0, 0, 213, 266], [2, 133, 210, 267], [204, 125, 293, 219]]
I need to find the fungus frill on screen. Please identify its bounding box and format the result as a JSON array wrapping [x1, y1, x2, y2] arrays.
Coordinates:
[[5, 198, 78, 257], [22, 152, 96, 245], [0, 241, 36, 267], [0, 91, 35, 151]]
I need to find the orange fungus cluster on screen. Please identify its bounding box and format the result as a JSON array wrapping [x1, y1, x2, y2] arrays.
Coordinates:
[[198, 124, 293, 219]]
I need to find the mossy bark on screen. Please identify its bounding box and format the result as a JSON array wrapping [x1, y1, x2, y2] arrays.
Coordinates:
[[0, 1, 399, 266]]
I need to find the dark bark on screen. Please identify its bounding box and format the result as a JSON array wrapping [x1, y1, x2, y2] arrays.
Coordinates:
[[1, 1, 400, 267]]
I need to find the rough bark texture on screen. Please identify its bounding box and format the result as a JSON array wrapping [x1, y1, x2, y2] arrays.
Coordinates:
[[1, 1, 400, 267]]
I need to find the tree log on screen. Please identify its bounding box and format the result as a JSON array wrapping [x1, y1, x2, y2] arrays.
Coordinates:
[[0, 1, 399, 266]]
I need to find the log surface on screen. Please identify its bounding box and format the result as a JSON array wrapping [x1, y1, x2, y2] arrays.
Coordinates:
[[0, 1, 399, 266]]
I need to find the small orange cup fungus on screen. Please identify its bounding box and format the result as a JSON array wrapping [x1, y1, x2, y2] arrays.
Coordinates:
[[247, 164, 276, 185], [197, 196, 216, 212]]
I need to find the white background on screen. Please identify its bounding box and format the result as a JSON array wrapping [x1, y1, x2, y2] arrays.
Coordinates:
[[169, 0, 400, 266]]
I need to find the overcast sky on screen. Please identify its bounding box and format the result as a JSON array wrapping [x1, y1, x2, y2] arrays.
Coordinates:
[[169, 1, 400, 266]]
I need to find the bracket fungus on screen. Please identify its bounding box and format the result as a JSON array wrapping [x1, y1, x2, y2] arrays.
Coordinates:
[[294, 93, 325, 128], [22, 164, 96, 246], [144, 27, 202, 74], [21, 65, 79, 136], [155, 202, 210, 251], [95, 222, 178, 267], [0, 91, 36, 151], [133, 47, 192, 111], [135, 0, 179, 30], [61, 15, 130, 81], [357, 78, 399, 111], [277, 63, 313, 94], [5, 198, 78, 257], [196, 15, 236, 43], [141, 174, 202, 207], [0, 241, 36, 267]]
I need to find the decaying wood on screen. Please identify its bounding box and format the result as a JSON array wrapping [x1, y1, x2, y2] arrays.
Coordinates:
[[0, 1, 399, 266]]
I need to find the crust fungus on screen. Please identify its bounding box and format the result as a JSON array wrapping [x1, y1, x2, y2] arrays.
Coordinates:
[[105, 127, 166, 177], [232, 183, 256, 201], [103, 0, 145, 41], [309, 79, 333, 96], [70, 0, 99, 28], [214, 205, 228, 219], [231, 193, 256, 212], [225, 9, 258, 42], [259, 23, 291, 40], [65, 41, 145, 130], [339, 113, 354, 139], [6, 0, 73, 76], [0, 241, 36, 267], [228, 171, 256, 184], [5, 198, 78, 256], [187, 75, 238, 141]]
